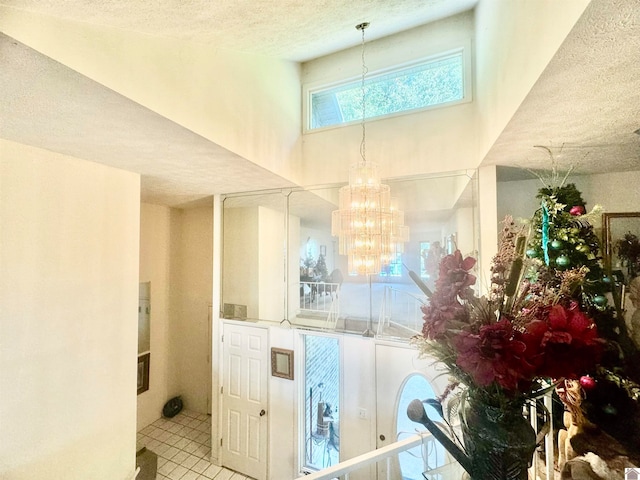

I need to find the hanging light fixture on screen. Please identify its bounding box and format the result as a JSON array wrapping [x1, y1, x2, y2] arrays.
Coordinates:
[[331, 22, 410, 276]]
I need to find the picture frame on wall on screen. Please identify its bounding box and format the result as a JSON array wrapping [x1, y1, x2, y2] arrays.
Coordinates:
[[271, 347, 294, 380], [137, 352, 150, 394], [602, 212, 640, 285]]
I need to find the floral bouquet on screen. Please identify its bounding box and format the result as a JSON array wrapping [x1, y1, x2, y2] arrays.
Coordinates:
[[412, 218, 603, 410], [410, 218, 605, 479]]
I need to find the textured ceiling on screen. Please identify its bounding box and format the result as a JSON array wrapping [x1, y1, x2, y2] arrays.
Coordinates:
[[1, 0, 638, 210], [483, 0, 640, 177], [0, 33, 297, 207], [0, 0, 477, 62]]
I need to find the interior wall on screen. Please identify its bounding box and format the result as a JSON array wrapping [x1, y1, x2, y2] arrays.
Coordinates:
[[223, 207, 259, 318], [267, 326, 297, 479], [0, 142, 140, 480], [258, 206, 286, 322], [138, 203, 179, 429], [0, 6, 303, 183], [497, 170, 640, 230], [175, 207, 214, 413], [300, 11, 477, 185], [474, 0, 590, 162]]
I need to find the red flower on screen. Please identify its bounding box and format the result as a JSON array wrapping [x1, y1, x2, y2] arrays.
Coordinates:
[[453, 318, 535, 392], [526, 303, 601, 379]]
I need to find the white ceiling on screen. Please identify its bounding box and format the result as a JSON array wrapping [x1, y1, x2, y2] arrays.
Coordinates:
[[0, 0, 639, 208], [0, 0, 477, 62], [486, 0, 640, 179]]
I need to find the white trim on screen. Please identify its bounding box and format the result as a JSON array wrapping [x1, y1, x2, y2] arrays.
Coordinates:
[[302, 42, 473, 134]]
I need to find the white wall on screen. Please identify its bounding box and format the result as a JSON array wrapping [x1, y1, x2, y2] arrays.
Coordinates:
[[0, 141, 140, 480], [0, 6, 303, 183], [267, 326, 297, 479], [223, 205, 287, 323], [474, 0, 589, 161], [259, 206, 286, 323], [175, 207, 214, 413], [138, 203, 179, 430], [497, 170, 640, 229], [300, 12, 477, 185], [223, 207, 259, 318]]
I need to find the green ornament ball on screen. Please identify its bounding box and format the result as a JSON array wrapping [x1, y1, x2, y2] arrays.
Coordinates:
[[550, 239, 564, 250], [603, 276, 611, 284], [593, 295, 607, 306], [556, 255, 571, 267], [526, 248, 539, 258]]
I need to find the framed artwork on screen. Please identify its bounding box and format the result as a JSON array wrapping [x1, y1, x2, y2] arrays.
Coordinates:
[[320, 245, 327, 257], [271, 347, 294, 380], [602, 212, 640, 284], [137, 353, 150, 394]]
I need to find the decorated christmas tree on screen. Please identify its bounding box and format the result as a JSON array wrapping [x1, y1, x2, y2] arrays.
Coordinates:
[[315, 253, 328, 280], [524, 155, 640, 465]]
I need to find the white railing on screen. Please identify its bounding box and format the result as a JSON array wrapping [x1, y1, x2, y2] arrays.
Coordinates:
[[296, 431, 464, 480], [377, 286, 427, 338], [300, 281, 341, 314], [296, 391, 556, 480]]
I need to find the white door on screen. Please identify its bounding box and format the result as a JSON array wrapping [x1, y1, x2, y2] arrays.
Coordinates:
[[221, 322, 269, 480], [375, 343, 444, 480]]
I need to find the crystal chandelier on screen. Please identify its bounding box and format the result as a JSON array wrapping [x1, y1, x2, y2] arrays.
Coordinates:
[[331, 22, 409, 276]]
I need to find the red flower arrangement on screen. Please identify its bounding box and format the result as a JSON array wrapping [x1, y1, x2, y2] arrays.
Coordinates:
[[412, 219, 604, 407]]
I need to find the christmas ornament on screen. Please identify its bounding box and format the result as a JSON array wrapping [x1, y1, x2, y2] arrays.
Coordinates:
[[593, 295, 607, 306], [556, 255, 570, 267], [526, 249, 538, 258], [570, 205, 586, 216], [579, 375, 596, 390], [550, 239, 564, 250]]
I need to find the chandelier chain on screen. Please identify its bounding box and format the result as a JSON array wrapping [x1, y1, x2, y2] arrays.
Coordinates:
[[357, 22, 369, 166]]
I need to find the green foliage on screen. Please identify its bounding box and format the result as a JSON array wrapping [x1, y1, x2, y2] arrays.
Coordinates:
[[335, 56, 463, 122], [527, 185, 604, 308], [535, 183, 585, 213]]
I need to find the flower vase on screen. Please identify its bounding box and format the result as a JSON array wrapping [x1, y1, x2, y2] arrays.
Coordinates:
[[461, 399, 536, 480]]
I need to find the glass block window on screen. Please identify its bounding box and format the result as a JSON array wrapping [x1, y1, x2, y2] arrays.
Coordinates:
[[308, 49, 468, 131]]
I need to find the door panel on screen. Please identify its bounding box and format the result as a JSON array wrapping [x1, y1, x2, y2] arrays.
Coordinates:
[[221, 322, 268, 480]]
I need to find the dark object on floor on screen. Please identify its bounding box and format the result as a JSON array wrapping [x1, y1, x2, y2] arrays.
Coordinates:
[[163, 396, 183, 418], [136, 447, 157, 480]]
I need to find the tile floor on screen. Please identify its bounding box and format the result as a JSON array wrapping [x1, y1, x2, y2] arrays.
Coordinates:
[[137, 409, 252, 480]]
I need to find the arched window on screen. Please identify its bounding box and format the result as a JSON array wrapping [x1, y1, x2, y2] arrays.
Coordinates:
[[396, 374, 446, 479]]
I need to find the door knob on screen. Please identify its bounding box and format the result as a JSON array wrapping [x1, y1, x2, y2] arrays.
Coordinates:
[[259, 409, 266, 417], [379, 434, 386, 441]]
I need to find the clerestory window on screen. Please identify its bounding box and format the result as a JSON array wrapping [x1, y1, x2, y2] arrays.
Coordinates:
[[305, 47, 470, 132]]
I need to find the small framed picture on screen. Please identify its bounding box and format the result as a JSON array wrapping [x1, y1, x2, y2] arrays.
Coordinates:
[[320, 245, 327, 257], [137, 353, 150, 394], [271, 348, 294, 380]]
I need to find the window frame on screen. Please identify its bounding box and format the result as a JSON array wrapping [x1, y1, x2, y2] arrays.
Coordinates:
[[302, 44, 472, 134]]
